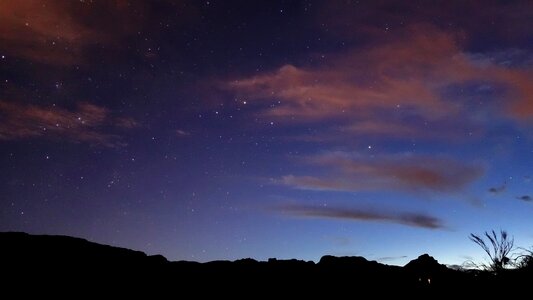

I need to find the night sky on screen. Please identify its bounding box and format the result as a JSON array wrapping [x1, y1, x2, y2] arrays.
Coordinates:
[[1, 0, 532, 266]]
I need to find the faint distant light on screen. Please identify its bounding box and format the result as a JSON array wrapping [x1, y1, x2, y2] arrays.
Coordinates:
[[368, 145, 372, 149], [243, 101, 247, 105]]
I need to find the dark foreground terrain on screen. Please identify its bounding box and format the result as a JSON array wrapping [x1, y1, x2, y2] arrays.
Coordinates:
[[2, 232, 532, 296]]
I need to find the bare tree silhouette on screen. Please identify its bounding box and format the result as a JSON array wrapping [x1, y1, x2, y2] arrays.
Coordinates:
[[469, 230, 514, 272]]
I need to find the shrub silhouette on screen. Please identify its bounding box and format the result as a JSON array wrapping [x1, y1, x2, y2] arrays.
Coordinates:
[[516, 248, 533, 270], [469, 230, 514, 272]]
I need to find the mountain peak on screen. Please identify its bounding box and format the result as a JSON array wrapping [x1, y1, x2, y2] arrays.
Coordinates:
[[404, 253, 446, 271]]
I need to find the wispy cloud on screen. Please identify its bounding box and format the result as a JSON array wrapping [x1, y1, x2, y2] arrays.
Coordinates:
[[176, 129, 191, 137], [339, 121, 424, 138], [280, 152, 484, 193], [0, 101, 137, 148], [277, 204, 445, 229], [377, 255, 408, 262]]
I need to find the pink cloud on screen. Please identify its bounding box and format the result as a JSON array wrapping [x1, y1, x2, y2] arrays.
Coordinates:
[[0, 0, 152, 65], [225, 25, 533, 139], [0, 101, 138, 148], [281, 152, 484, 193], [227, 29, 456, 121], [0, 1, 95, 64]]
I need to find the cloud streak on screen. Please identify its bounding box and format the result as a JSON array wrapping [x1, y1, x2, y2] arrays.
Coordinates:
[[278, 204, 445, 229], [0, 101, 138, 148], [176, 129, 191, 137], [281, 152, 484, 193]]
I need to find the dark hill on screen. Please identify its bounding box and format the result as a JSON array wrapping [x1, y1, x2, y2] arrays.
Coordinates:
[[1, 231, 167, 267], [1, 232, 532, 296]]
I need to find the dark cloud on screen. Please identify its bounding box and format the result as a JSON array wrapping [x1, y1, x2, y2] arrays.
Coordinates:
[[281, 152, 484, 194], [488, 184, 506, 194], [517, 195, 532, 202], [0, 101, 137, 148], [277, 204, 445, 229]]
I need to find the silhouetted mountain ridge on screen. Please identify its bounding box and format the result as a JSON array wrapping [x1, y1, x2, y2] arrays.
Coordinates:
[[2, 232, 533, 296], [1, 231, 167, 267], [0, 232, 442, 269]]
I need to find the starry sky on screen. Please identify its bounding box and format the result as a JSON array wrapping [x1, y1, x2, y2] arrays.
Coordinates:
[[1, 0, 532, 266]]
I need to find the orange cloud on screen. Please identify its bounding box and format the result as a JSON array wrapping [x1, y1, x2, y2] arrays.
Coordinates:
[[226, 25, 533, 135], [0, 101, 138, 148], [281, 152, 484, 193], [277, 204, 445, 229]]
